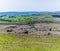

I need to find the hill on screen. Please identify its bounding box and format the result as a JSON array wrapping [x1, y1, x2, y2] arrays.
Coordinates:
[[0, 11, 60, 16]]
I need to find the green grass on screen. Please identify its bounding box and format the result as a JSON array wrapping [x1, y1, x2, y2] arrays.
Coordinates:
[[0, 34, 60, 51]]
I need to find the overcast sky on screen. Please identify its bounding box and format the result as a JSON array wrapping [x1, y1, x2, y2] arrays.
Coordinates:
[[0, 0, 60, 12]]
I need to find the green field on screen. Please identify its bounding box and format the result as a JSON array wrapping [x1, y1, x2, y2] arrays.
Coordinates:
[[0, 34, 60, 51], [0, 15, 56, 25]]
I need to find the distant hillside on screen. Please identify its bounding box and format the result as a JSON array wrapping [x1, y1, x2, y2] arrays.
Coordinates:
[[0, 11, 60, 16], [0, 12, 41, 16]]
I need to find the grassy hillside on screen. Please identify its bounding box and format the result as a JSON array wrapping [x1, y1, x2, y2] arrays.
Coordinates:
[[0, 14, 59, 51], [0, 14, 56, 25], [0, 24, 59, 51], [0, 34, 60, 51]]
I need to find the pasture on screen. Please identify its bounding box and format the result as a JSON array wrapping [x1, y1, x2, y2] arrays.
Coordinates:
[[0, 34, 59, 51]]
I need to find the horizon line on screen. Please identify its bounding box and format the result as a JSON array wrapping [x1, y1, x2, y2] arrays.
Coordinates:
[[0, 11, 60, 12]]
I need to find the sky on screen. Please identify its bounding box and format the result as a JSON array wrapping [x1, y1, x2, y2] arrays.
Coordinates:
[[0, 0, 60, 12]]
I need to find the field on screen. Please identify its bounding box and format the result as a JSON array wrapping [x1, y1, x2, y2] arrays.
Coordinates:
[[0, 34, 59, 51], [0, 14, 60, 51], [0, 14, 57, 25]]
